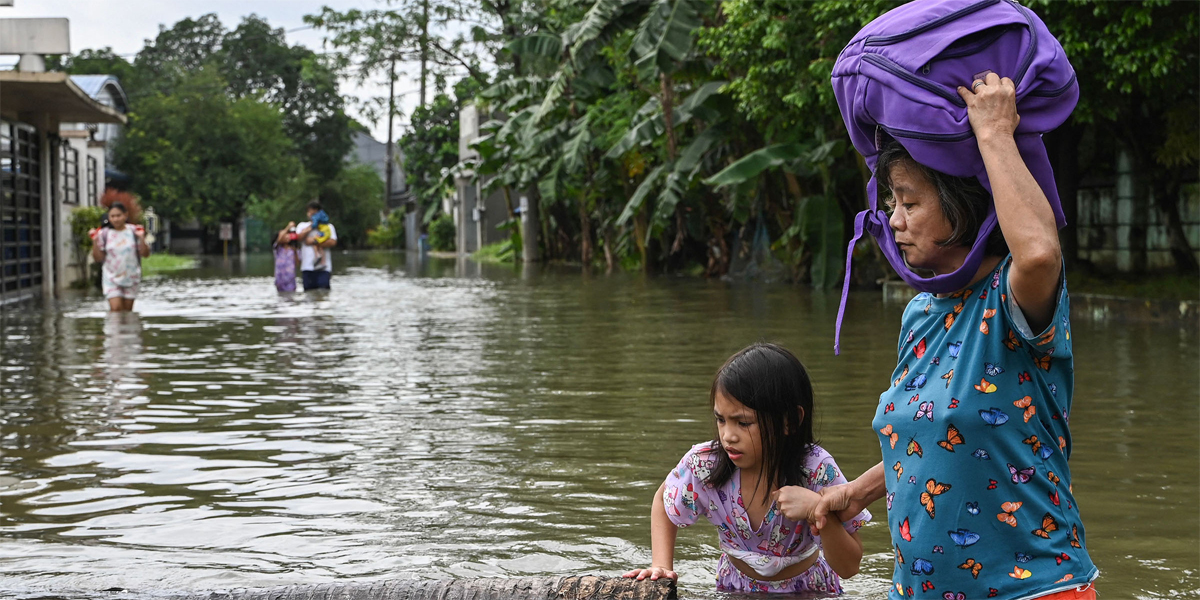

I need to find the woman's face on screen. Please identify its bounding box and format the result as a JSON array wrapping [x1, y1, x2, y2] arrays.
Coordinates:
[[885, 160, 968, 274], [108, 208, 127, 229]]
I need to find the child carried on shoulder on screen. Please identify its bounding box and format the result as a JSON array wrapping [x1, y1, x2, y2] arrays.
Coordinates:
[[306, 209, 333, 269], [624, 343, 869, 595]]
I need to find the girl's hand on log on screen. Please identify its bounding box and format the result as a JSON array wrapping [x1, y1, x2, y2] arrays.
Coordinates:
[[622, 566, 677, 581], [772, 485, 820, 523]]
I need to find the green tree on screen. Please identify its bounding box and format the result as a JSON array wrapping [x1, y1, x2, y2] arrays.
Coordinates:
[[320, 162, 386, 247], [1032, 0, 1199, 273], [47, 47, 136, 83], [223, 16, 354, 182], [116, 68, 302, 229], [401, 89, 469, 222]]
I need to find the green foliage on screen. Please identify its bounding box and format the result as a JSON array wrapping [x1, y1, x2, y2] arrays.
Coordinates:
[[68, 206, 106, 255], [368, 209, 407, 249], [320, 162, 385, 247], [69, 206, 106, 282], [117, 67, 302, 228], [429, 212, 456, 252], [48, 48, 136, 83], [401, 92, 466, 221], [472, 239, 516, 264], [142, 254, 199, 277]]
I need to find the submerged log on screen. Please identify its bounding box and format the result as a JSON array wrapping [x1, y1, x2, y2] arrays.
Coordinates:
[[60, 576, 676, 600], [172, 576, 674, 600]]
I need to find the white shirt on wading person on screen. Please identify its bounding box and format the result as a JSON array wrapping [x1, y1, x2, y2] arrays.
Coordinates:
[[297, 222, 337, 272]]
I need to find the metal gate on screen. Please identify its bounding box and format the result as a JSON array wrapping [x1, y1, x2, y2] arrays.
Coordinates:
[[1, 120, 43, 303]]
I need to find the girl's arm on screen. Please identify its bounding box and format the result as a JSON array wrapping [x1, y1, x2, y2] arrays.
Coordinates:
[[91, 237, 105, 263], [958, 73, 1061, 332], [623, 482, 679, 581], [775, 483, 862, 578], [814, 518, 863, 578]]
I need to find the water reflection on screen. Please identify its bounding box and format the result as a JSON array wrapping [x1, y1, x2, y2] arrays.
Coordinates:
[[0, 252, 1194, 600]]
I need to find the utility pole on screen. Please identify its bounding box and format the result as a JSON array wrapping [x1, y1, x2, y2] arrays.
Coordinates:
[[419, 0, 429, 108], [385, 58, 396, 210]]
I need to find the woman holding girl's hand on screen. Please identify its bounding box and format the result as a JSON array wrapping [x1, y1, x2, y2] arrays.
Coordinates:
[[773, 486, 863, 579]]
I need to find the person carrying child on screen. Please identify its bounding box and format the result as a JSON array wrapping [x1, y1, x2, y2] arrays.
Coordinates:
[[297, 200, 337, 291], [624, 343, 868, 595]]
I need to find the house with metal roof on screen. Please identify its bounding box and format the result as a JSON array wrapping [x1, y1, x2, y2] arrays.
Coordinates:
[[0, 17, 129, 304]]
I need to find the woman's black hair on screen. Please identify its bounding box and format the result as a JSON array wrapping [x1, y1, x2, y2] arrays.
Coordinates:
[[705, 342, 817, 492], [875, 140, 1008, 256], [108, 202, 128, 214]]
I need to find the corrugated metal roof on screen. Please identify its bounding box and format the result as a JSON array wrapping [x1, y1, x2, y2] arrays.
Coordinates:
[[68, 74, 128, 112]]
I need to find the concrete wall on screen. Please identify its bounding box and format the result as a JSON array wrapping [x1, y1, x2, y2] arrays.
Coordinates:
[[475, 187, 510, 248], [1075, 155, 1200, 272], [53, 133, 108, 290], [350, 131, 406, 200]]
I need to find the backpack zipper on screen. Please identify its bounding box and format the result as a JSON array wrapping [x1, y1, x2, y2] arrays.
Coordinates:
[[1009, 0, 1038, 85], [1026, 72, 1076, 98], [862, 53, 967, 108], [864, 0, 1001, 46], [879, 125, 975, 143]]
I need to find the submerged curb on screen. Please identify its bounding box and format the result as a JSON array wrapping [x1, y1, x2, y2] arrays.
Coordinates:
[[15, 577, 677, 600]]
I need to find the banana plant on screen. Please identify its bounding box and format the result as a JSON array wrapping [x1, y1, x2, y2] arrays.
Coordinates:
[[704, 134, 848, 289]]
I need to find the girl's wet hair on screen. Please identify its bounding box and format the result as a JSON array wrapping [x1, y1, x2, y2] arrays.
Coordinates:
[[876, 140, 1008, 256], [705, 342, 817, 491], [108, 202, 128, 214]]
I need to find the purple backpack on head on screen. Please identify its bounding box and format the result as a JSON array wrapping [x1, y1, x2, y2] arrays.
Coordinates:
[[829, 0, 1078, 354]]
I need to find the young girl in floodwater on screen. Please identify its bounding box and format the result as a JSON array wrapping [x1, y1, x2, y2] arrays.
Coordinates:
[[623, 343, 869, 595], [273, 221, 301, 292], [91, 192, 150, 312]]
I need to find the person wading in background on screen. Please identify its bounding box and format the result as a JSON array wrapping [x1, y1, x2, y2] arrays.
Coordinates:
[[298, 200, 337, 291], [91, 191, 151, 312]]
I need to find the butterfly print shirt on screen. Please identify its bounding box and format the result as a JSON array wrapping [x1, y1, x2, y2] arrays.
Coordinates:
[[663, 442, 870, 577], [872, 257, 1097, 599]]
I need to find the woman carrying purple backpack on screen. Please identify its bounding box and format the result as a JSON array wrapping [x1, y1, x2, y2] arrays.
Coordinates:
[[778, 1, 1100, 599]]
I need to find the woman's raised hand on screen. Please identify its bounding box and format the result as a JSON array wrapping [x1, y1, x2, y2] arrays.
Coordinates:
[[957, 70, 1020, 143], [622, 566, 678, 581], [772, 485, 821, 523]]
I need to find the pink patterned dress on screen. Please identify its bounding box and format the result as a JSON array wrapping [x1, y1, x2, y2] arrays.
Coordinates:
[[273, 243, 297, 292], [97, 227, 141, 300], [663, 442, 871, 595]]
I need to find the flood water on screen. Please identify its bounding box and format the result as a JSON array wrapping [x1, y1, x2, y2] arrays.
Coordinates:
[[0, 251, 1196, 599]]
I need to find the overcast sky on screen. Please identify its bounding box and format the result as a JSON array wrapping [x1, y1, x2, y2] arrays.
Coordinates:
[[0, 0, 470, 142]]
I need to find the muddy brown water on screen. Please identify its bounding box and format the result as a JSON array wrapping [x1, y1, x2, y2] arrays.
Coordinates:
[[0, 252, 1195, 598]]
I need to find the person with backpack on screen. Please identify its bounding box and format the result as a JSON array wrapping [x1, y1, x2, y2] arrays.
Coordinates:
[[801, 2, 1099, 599]]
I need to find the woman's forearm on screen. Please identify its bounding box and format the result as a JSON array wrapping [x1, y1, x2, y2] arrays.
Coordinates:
[[978, 133, 1062, 329], [979, 133, 1060, 266], [850, 462, 887, 506], [650, 483, 678, 570]]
